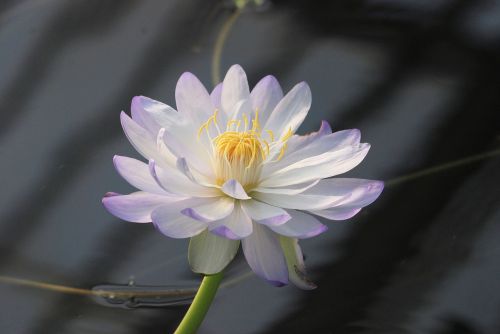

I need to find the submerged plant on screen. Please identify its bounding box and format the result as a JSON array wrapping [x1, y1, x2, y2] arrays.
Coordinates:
[[103, 65, 383, 332]]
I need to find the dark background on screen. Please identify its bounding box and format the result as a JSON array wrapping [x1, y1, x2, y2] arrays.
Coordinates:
[[1, 0, 499, 333]]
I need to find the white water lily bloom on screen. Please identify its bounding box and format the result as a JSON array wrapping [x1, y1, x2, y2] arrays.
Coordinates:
[[103, 65, 383, 288]]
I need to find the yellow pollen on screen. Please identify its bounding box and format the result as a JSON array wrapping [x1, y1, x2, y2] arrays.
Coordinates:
[[198, 109, 293, 173], [214, 131, 265, 168]]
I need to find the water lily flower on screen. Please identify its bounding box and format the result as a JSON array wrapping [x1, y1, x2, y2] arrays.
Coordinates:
[[103, 65, 383, 288]]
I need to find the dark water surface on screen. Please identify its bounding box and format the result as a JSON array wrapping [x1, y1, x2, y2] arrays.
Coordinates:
[[1, 1, 499, 333]]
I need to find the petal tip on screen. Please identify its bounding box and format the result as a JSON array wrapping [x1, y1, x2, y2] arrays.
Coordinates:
[[301, 224, 328, 239], [291, 81, 311, 105], [102, 196, 114, 209], [319, 120, 332, 134], [266, 279, 288, 287], [225, 64, 248, 83], [292, 265, 318, 290], [373, 180, 385, 191], [228, 64, 245, 73], [297, 81, 311, 92], [112, 155, 123, 168], [119, 111, 134, 129], [179, 71, 196, 80], [221, 179, 251, 200], [368, 180, 385, 199], [119, 110, 128, 120], [102, 192, 120, 201], [349, 128, 361, 141], [261, 74, 279, 86], [131, 95, 142, 105], [176, 72, 203, 92]]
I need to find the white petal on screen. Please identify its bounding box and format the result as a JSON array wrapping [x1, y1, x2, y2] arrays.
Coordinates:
[[182, 197, 235, 223], [151, 205, 207, 238], [221, 179, 251, 200], [113, 155, 166, 195], [210, 83, 222, 110], [257, 178, 383, 212], [308, 178, 383, 205], [241, 200, 290, 226], [131, 96, 183, 135], [263, 82, 311, 139], [242, 223, 289, 286], [310, 207, 362, 221], [279, 236, 316, 290], [253, 191, 344, 211], [120, 112, 177, 170], [120, 112, 164, 164], [148, 160, 220, 197], [275, 143, 369, 176], [176, 157, 216, 186], [264, 127, 360, 175], [227, 99, 253, 125], [264, 121, 332, 163], [162, 127, 214, 177], [288, 120, 332, 149], [250, 75, 283, 124], [129, 97, 210, 175], [268, 210, 327, 239], [175, 72, 213, 125], [102, 191, 178, 223], [209, 202, 253, 239], [308, 179, 384, 219], [253, 180, 320, 196], [176, 157, 199, 183], [221, 65, 250, 116], [260, 143, 370, 187], [188, 230, 240, 274]]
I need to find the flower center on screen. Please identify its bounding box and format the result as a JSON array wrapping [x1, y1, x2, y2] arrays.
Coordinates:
[[214, 131, 265, 168], [198, 108, 291, 189]]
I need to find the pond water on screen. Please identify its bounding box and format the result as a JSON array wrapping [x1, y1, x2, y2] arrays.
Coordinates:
[[1, 0, 500, 333]]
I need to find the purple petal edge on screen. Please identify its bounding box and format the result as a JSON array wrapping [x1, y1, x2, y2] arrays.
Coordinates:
[[266, 279, 288, 287], [257, 213, 291, 226], [299, 224, 328, 239], [210, 226, 240, 240], [181, 208, 211, 223], [319, 120, 332, 135]]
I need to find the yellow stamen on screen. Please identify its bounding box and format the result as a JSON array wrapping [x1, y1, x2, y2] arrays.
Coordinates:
[[227, 119, 239, 130], [276, 143, 287, 161], [252, 109, 260, 132], [197, 110, 219, 138], [263, 140, 270, 156], [213, 109, 218, 124], [199, 109, 294, 172], [266, 130, 274, 142], [281, 127, 293, 142], [214, 131, 264, 168], [243, 113, 249, 130]]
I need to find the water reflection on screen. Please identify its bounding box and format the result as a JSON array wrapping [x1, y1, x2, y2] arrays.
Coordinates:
[[92, 284, 196, 309]]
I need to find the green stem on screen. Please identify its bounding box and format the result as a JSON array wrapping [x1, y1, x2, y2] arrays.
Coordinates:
[[211, 5, 245, 86], [174, 272, 224, 334]]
